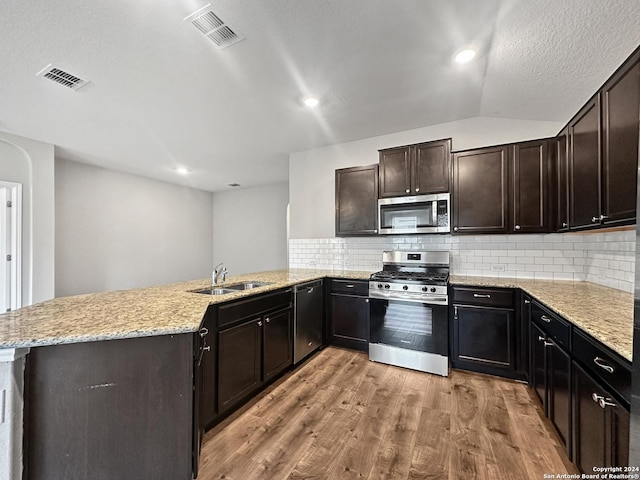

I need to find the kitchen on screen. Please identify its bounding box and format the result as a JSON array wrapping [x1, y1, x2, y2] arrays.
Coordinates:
[[1, 1, 640, 479]]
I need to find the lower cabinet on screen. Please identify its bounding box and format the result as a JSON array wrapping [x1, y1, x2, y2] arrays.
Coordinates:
[[202, 288, 294, 424], [327, 279, 370, 352], [450, 286, 524, 380], [530, 304, 572, 455], [573, 362, 629, 472]]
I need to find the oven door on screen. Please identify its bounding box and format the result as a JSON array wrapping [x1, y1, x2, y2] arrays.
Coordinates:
[[369, 298, 448, 355]]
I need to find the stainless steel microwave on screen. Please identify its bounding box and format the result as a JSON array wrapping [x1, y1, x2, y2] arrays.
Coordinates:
[[378, 193, 451, 234]]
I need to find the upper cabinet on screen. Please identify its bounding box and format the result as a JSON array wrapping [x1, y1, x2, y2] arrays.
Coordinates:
[[379, 139, 451, 197], [567, 50, 640, 230], [452, 140, 552, 234], [452, 145, 509, 234], [601, 55, 640, 224], [512, 140, 552, 233], [335, 164, 379, 236]]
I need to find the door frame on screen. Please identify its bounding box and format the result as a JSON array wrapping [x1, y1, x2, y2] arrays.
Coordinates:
[[0, 181, 22, 311]]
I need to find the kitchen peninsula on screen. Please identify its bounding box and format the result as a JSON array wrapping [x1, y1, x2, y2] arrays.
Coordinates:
[[0, 269, 634, 479]]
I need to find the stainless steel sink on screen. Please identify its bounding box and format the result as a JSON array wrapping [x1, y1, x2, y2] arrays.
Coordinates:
[[189, 281, 272, 295], [224, 281, 272, 291], [190, 287, 237, 295]]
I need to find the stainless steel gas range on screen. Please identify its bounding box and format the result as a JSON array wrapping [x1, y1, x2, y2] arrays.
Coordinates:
[[368, 251, 450, 376]]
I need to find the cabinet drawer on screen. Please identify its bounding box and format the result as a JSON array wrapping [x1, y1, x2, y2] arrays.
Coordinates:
[[572, 329, 631, 403], [218, 289, 293, 329], [531, 302, 570, 350], [452, 287, 514, 308], [330, 279, 369, 296]]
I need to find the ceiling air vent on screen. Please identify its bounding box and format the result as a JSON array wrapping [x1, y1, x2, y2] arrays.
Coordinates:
[[36, 64, 88, 90], [185, 7, 244, 49]]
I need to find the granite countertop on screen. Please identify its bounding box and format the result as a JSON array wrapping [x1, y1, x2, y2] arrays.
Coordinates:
[[450, 275, 634, 362], [0, 269, 373, 349]]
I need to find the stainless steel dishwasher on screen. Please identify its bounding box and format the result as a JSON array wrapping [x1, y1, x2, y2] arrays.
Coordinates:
[[293, 279, 324, 364]]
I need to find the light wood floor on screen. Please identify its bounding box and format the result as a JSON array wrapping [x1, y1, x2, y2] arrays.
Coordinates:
[[199, 347, 579, 480]]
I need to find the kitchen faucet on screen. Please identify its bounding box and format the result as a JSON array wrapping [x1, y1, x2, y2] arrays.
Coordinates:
[[212, 263, 228, 286]]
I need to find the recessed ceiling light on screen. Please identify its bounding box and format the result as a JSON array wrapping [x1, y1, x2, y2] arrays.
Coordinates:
[[454, 49, 476, 64], [303, 96, 319, 108], [175, 167, 191, 175]]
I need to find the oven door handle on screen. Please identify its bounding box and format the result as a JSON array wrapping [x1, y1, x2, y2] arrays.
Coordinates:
[[368, 291, 448, 306]]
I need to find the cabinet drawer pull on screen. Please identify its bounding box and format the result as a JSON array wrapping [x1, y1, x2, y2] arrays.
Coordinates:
[[592, 393, 604, 403], [599, 214, 609, 221], [538, 336, 545, 342], [543, 340, 554, 347], [473, 293, 491, 298], [199, 327, 209, 337], [593, 357, 614, 373], [599, 397, 616, 409], [592, 216, 599, 223], [540, 315, 551, 323], [203, 345, 211, 353], [345, 284, 355, 288], [265, 317, 270, 323], [258, 321, 263, 327], [524, 299, 531, 304]]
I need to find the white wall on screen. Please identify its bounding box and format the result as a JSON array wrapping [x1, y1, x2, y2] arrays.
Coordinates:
[[213, 182, 289, 275], [289, 116, 564, 239], [55, 159, 213, 296], [0, 132, 55, 306]]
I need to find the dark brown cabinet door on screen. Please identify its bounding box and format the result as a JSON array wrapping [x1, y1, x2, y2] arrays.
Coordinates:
[[217, 319, 262, 413], [569, 95, 601, 229], [412, 139, 451, 194], [452, 305, 515, 371], [611, 395, 630, 468], [548, 339, 571, 454], [329, 293, 369, 352], [379, 147, 411, 197], [512, 140, 550, 232], [263, 307, 293, 381], [452, 146, 509, 233], [335, 164, 379, 236], [574, 362, 607, 473], [556, 130, 570, 230], [531, 323, 547, 408], [601, 57, 640, 224]]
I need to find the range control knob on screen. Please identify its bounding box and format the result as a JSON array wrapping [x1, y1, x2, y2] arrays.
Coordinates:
[[402, 285, 408, 291], [430, 287, 437, 293], [384, 284, 390, 289], [377, 283, 383, 289], [421, 286, 428, 292]]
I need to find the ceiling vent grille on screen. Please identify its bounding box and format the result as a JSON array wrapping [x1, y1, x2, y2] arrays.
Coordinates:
[[186, 8, 244, 49], [37, 65, 88, 90]]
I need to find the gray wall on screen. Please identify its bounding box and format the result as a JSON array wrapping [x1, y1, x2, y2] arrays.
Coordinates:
[[0, 132, 55, 306], [289, 116, 564, 239], [55, 159, 213, 296], [213, 182, 289, 275]]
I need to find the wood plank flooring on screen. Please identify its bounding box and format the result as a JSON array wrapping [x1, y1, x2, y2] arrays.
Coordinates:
[[199, 347, 578, 480]]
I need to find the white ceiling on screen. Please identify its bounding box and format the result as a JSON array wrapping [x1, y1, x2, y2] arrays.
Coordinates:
[[1, 0, 639, 192]]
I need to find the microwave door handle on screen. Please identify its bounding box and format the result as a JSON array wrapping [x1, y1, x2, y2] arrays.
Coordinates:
[[432, 200, 437, 225]]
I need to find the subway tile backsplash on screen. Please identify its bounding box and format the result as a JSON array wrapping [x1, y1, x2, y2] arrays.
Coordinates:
[[289, 230, 636, 293]]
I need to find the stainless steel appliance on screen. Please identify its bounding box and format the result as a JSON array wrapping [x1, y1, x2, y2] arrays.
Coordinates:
[[378, 193, 450, 235], [294, 279, 324, 364], [369, 250, 449, 376]]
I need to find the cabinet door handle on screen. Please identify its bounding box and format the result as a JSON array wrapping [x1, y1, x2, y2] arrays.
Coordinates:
[[540, 315, 551, 323], [258, 321, 263, 327], [453, 226, 459, 232], [543, 340, 554, 347], [405, 189, 410, 193], [514, 225, 521, 230], [524, 299, 531, 304], [562, 222, 568, 228], [592, 216, 600, 223], [415, 188, 420, 192], [199, 327, 209, 337], [308, 341, 313, 347], [203, 345, 211, 353], [365, 299, 369, 303], [600, 214, 609, 221], [265, 317, 271, 323], [593, 356, 614, 373], [538, 336, 546, 342], [599, 397, 616, 409], [592, 393, 604, 403], [473, 293, 491, 298], [345, 284, 355, 288]]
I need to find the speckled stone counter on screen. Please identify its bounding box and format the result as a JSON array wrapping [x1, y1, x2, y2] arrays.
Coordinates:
[[0, 269, 373, 349], [450, 275, 633, 362]]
